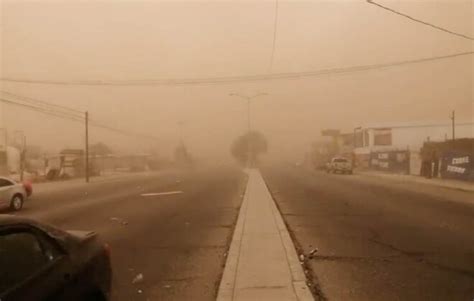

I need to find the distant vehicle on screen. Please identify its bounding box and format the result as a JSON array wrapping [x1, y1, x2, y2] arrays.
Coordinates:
[[326, 157, 353, 174], [0, 215, 112, 301], [0, 177, 32, 211]]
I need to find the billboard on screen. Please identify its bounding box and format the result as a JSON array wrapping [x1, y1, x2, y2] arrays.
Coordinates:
[[440, 152, 473, 181], [369, 150, 409, 174]]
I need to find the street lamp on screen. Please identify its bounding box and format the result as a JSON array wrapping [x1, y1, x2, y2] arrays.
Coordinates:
[[228, 92, 268, 167]]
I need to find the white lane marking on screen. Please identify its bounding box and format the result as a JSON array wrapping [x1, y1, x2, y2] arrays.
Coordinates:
[[140, 191, 184, 197]]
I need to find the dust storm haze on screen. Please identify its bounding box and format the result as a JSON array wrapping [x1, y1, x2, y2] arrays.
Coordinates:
[[0, 0, 472, 162]]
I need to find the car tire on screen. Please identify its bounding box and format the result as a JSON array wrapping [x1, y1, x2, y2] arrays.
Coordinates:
[[10, 194, 24, 211]]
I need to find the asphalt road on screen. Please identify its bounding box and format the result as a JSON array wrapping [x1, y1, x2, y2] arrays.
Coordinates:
[[11, 167, 246, 301], [262, 164, 474, 301]]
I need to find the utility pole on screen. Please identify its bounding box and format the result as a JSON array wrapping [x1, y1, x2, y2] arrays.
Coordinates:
[[450, 110, 455, 142], [20, 134, 26, 182], [85, 111, 90, 183], [352, 126, 361, 168], [247, 99, 251, 167]]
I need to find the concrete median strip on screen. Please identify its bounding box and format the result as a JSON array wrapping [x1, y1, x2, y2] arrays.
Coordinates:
[[217, 169, 314, 301]]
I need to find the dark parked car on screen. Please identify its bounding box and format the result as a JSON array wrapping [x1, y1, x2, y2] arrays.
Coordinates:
[[0, 215, 111, 301]]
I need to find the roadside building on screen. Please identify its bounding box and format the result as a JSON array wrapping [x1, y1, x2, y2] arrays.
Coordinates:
[[0, 146, 21, 176], [353, 121, 474, 174]]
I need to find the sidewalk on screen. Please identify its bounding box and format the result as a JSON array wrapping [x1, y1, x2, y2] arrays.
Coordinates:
[[217, 169, 313, 301], [357, 170, 474, 192]]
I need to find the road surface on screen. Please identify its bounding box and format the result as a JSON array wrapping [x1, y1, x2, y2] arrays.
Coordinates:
[[10, 167, 246, 301], [262, 163, 474, 301]]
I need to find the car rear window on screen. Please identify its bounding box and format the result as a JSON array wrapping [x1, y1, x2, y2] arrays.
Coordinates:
[[0, 231, 48, 293], [0, 179, 14, 187]]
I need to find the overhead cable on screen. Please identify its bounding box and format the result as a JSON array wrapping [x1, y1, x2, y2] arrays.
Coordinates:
[[367, 0, 474, 41], [1, 51, 471, 86]]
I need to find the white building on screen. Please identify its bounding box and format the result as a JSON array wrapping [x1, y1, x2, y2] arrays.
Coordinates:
[[354, 121, 474, 155]]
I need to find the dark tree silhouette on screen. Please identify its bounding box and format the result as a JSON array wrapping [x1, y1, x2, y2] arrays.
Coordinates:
[[231, 131, 268, 166], [90, 142, 113, 156]]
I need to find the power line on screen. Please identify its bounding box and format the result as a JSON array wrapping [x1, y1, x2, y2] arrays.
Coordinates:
[[0, 98, 84, 122], [0, 91, 84, 121], [0, 90, 84, 114], [1, 51, 472, 86], [366, 0, 474, 41], [268, 0, 279, 73], [87, 120, 161, 141], [0, 97, 161, 141]]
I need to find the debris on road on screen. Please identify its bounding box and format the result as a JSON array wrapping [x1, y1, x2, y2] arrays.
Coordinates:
[[164, 284, 171, 289], [110, 217, 129, 225], [308, 248, 318, 259], [132, 273, 144, 284], [138, 289, 143, 294], [141, 191, 184, 197], [299, 254, 305, 262]]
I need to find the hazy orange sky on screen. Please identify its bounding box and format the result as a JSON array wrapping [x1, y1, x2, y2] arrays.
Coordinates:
[[0, 0, 472, 160]]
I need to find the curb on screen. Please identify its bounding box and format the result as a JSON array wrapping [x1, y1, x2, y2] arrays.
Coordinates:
[[268, 191, 314, 301], [216, 175, 250, 301], [216, 169, 314, 301], [357, 171, 474, 193]]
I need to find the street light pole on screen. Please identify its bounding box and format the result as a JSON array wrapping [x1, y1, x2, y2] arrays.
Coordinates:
[[229, 92, 267, 168]]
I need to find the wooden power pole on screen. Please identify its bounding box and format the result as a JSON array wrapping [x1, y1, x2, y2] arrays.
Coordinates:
[[85, 111, 90, 183], [451, 110, 455, 141]]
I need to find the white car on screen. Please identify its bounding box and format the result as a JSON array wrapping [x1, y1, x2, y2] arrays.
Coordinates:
[[326, 157, 353, 174], [0, 177, 32, 211]]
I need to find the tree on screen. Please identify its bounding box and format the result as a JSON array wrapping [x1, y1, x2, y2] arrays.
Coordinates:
[[90, 142, 113, 156], [231, 131, 268, 166]]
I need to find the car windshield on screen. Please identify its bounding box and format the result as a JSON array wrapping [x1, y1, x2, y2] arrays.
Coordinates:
[[1, 1, 472, 300]]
